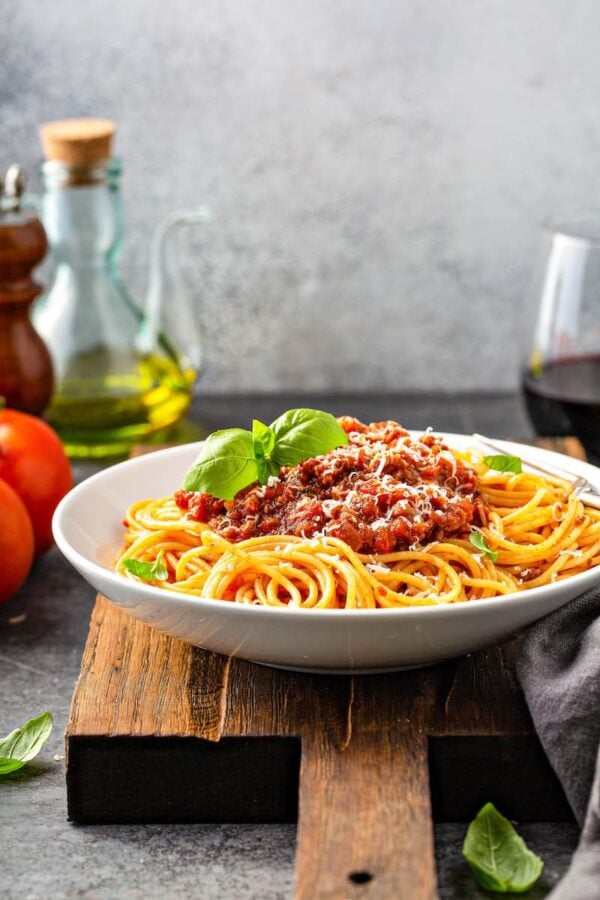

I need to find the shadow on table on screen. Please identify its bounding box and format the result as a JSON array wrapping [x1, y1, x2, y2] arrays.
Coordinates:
[[0, 761, 53, 783]]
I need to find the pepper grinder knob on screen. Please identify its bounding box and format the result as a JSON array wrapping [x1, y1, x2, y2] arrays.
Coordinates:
[[3, 165, 26, 210]]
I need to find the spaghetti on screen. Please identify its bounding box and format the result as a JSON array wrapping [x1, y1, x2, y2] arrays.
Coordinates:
[[116, 424, 600, 609]]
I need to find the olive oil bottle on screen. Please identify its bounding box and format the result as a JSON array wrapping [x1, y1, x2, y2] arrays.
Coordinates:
[[33, 118, 205, 458], [45, 350, 196, 458]]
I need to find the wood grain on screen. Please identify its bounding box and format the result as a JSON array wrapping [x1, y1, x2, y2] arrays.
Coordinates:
[[67, 603, 532, 742], [297, 729, 435, 900], [68, 596, 209, 739]]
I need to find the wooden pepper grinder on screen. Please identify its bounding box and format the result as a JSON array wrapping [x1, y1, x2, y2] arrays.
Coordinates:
[[0, 165, 54, 415]]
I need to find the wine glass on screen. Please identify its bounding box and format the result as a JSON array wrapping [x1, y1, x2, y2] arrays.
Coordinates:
[[522, 211, 600, 465]]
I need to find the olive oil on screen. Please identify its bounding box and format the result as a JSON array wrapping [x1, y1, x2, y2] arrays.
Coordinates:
[[47, 350, 195, 458]]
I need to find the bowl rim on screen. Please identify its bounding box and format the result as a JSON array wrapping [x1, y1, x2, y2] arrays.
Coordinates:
[[53, 434, 600, 620]]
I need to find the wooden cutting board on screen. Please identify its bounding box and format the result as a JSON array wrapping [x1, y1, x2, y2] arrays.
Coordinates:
[[66, 437, 582, 900]]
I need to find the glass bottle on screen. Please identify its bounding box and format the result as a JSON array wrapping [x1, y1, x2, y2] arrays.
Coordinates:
[[33, 119, 203, 458]]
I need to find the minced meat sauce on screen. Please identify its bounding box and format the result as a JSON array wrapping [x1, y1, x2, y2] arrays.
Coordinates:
[[175, 417, 485, 555]]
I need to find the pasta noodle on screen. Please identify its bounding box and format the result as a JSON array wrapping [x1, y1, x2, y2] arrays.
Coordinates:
[[116, 451, 600, 608]]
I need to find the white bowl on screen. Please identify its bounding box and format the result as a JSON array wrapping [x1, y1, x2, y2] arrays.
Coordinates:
[[53, 435, 600, 673]]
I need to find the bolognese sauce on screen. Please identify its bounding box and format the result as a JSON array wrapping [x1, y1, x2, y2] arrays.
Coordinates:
[[175, 417, 484, 554]]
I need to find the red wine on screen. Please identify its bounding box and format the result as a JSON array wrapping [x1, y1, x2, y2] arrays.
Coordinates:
[[522, 356, 600, 463]]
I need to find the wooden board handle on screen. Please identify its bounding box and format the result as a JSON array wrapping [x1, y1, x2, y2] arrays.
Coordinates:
[[296, 726, 436, 899]]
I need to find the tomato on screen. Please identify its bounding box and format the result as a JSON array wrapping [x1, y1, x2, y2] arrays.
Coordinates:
[[0, 479, 34, 603], [0, 409, 72, 555]]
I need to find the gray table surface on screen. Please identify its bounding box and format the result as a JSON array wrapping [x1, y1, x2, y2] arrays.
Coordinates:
[[0, 393, 579, 899]]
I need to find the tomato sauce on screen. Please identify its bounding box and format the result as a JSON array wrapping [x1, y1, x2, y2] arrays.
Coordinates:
[[175, 417, 483, 554]]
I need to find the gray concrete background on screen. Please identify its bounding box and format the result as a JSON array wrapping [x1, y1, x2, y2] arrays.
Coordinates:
[[1, 1, 599, 392]]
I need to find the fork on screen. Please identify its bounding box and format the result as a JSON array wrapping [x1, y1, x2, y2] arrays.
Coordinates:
[[472, 434, 600, 511]]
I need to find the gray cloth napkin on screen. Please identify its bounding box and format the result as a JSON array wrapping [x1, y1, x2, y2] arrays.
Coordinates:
[[516, 587, 600, 898]]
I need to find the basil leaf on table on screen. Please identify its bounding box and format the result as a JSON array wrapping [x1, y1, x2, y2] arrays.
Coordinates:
[[183, 428, 259, 500], [269, 408, 349, 466], [463, 802, 544, 893], [483, 454, 523, 474], [469, 533, 499, 562], [0, 711, 53, 775], [122, 550, 168, 582]]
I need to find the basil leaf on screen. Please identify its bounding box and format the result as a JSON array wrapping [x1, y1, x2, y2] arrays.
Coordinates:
[[265, 457, 280, 478], [469, 533, 499, 562], [483, 454, 522, 474], [0, 757, 25, 775], [463, 802, 544, 893], [122, 558, 156, 580], [252, 419, 275, 457], [151, 551, 169, 581], [270, 408, 348, 466], [254, 452, 267, 485], [122, 552, 168, 582], [254, 455, 280, 484], [0, 711, 53, 775], [183, 429, 259, 500], [252, 420, 276, 485]]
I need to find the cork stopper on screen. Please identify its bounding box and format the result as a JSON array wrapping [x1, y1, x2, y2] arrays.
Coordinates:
[[39, 118, 115, 166]]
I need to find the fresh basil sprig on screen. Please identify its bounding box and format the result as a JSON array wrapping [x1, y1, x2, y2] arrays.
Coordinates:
[[483, 454, 522, 474], [0, 711, 53, 775], [463, 802, 544, 893], [469, 532, 499, 562], [183, 408, 349, 500], [122, 550, 168, 582]]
